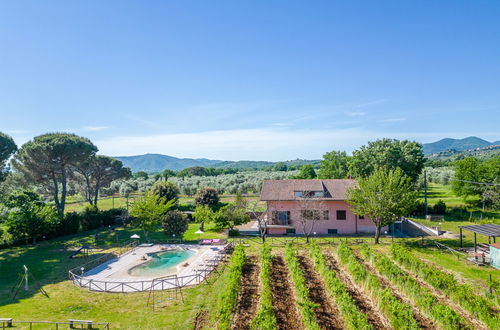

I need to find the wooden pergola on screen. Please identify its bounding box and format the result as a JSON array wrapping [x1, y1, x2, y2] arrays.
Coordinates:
[[459, 224, 500, 252]]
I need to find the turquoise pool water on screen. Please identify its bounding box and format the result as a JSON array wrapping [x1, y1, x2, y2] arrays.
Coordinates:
[[129, 249, 196, 276]]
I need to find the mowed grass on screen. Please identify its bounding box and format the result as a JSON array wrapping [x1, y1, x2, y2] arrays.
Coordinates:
[[418, 182, 475, 207], [0, 224, 229, 329], [413, 183, 499, 235]]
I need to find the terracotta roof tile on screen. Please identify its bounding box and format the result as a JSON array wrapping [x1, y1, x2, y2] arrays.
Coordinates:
[[260, 179, 357, 201]]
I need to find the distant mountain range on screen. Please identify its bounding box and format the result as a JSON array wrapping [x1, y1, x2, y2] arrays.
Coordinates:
[[422, 136, 499, 155], [114, 153, 319, 173], [115, 136, 499, 172]]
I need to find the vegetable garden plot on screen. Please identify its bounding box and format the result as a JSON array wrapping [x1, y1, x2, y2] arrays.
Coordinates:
[[335, 242, 426, 330], [295, 255, 345, 329], [390, 244, 500, 330], [359, 245, 469, 330], [268, 255, 302, 330], [311, 247, 390, 329], [232, 255, 260, 330]]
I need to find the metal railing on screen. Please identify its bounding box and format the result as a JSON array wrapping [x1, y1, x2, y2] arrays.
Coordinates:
[[69, 242, 233, 293], [1, 319, 109, 329]]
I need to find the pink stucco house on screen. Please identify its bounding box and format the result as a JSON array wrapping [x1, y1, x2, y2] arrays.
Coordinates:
[[260, 179, 381, 235]]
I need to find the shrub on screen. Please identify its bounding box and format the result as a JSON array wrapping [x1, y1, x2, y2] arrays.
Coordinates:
[[413, 202, 426, 216], [194, 187, 220, 207], [162, 210, 188, 237], [151, 181, 180, 203], [80, 206, 124, 231], [58, 212, 81, 235], [432, 200, 447, 214], [228, 229, 240, 237]]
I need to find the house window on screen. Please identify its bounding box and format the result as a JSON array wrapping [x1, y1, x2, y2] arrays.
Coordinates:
[[359, 215, 365, 219], [336, 210, 347, 220], [295, 191, 326, 198], [323, 210, 329, 220], [271, 211, 278, 222], [286, 228, 296, 234], [300, 209, 320, 220], [328, 229, 338, 234], [278, 211, 290, 225]]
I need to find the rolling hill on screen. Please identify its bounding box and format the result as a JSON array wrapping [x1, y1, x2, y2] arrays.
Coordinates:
[[114, 154, 224, 172], [115, 154, 319, 172], [422, 136, 496, 154]]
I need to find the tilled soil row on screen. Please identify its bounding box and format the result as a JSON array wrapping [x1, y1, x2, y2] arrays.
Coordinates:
[[231, 256, 260, 330], [392, 257, 487, 330], [296, 255, 344, 330], [351, 251, 436, 330], [323, 253, 391, 330], [269, 255, 303, 330]]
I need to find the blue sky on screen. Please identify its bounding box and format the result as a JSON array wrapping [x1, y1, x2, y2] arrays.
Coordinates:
[[1, 1, 499, 161]]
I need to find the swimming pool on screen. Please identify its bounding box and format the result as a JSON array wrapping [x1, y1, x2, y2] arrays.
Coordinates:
[[129, 249, 196, 277]]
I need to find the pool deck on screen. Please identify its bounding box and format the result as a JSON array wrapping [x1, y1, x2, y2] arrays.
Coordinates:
[[73, 244, 227, 292]]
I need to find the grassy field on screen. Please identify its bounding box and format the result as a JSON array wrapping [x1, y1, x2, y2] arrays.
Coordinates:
[[64, 194, 265, 213], [414, 183, 499, 236], [418, 182, 471, 207]]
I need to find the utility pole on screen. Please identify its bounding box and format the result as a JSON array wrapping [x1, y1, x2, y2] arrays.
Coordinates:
[[424, 170, 428, 217]]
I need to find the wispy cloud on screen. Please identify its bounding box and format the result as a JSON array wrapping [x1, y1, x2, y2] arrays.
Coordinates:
[[271, 122, 292, 127], [82, 126, 111, 132], [353, 99, 388, 108], [4, 129, 32, 134], [378, 117, 406, 123], [346, 111, 367, 117]]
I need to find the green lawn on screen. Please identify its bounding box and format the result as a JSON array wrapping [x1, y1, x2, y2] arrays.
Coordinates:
[[419, 182, 478, 207], [0, 223, 229, 329]]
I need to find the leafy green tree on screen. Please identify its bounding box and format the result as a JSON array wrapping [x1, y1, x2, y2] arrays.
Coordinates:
[[213, 204, 250, 231], [4, 191, 59, 244], [350, 138, 424, 182], [318, 150, 350, 179], [192, 204, 215, 231], [75, 155, 131, 206], [151, 181, 180, 204], [12, 133, 97, 213], [129, 193, 174, 241], [348, 168, 419, 244], [195, 187, 220, 207], [162, 169, 177, 180], [0, 132, 17, 182], [162, 210, 188, 237], [295, 164, 317, 179], [482, 187, 500, 211], [133, 171, 149, 179], [451, 157, 482, 200], [273, 162, 288, 171]]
